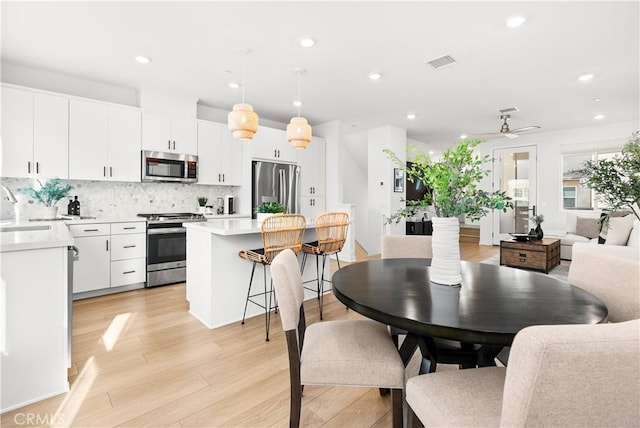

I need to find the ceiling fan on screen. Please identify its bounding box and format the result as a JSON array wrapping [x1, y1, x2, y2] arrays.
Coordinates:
[[473, 114, 541, 139]]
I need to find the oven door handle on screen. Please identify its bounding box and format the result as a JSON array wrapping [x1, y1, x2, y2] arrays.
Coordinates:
[[147, 227, 186, 235]]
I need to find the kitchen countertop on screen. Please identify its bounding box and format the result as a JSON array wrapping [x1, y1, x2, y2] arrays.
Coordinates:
[[0, 216, 146, 252], [204, 213, 251, 220], [184, 217, 317, 236]]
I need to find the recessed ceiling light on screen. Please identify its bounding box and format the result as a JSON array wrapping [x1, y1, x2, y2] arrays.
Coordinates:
[[135, 55, 151, 64], [428, 150, 435, 155], [593, 114, 605, 120], [299, 37, 315, 48], [460, 134, 468, 139], [293, 100, 302, 107], [228, 82, 240, 89], [406, 113, 416, 120], [592, 98, 601, 102], [506, 16, 526, 28], [369, 72, 382, 80], [578, 73, 595, 81]]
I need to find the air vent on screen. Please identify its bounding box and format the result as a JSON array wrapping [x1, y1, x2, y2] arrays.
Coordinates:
[[498, 107, 519, 114], [426, 55, 456, 70]]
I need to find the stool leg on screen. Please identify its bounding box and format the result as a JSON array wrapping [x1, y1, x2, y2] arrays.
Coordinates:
[[300, 252, 307, 275], [242, 262, 257, 325], [319, 254, 328, 320], [314, 253, 321, 299], [263, 264, 270, 342]]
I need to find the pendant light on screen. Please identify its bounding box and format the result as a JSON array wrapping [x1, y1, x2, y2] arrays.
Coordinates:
[[287, 68, 312, 149], [228, 49, 259, 141]]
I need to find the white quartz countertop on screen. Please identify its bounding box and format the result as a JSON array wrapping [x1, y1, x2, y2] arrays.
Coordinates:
[[0, 220, 74, 252], [184, 218, 317, 236], [203, 213, 251, 220], [0, 217, 145, 252]]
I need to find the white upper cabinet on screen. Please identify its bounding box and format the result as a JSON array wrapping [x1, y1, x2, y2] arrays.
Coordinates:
[[197, 121, 243, 186], [142, 112, 197, 155], [69, 99, 141, 181], [250, 126, 297, 163], [1, 86, 69, 179], [107, 105, 141, 182], [297, 136, 326, 197], [69, 99, 108, 180]]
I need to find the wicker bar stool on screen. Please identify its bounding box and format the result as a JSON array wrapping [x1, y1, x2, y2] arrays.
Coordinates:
[[301, 212, 349, 320], [239, 214, 306, 341]]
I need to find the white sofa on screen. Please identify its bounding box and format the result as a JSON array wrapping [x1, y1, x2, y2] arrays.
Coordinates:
[[560, 211, 639, 260]]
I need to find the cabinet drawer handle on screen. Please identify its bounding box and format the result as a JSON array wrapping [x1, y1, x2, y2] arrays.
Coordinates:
[[123, 245, 136, 248], [519, 253, 527, 257], [123, 227, 136, 230], [123, 270, 136, 275], [84, 229, 99, 232]]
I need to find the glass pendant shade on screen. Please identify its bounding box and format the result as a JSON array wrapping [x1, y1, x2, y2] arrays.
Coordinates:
[[286, 116, 312, 149], [228, 103, 259, 141]]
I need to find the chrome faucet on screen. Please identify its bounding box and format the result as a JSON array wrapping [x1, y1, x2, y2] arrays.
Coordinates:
[[1, 185, 18, 204]]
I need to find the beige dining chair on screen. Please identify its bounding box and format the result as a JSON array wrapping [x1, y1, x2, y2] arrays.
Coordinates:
[[270, 249, 405, 428], [238, 214, 306, 341], [301, 211, 349, 320], [568, 243, 640, 322], [406, 319, 640, 427]]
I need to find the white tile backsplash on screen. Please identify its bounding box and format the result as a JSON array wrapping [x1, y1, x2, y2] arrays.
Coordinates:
[[0, 177, 240, 220]]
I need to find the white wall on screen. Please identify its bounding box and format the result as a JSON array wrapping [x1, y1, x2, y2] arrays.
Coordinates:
[[478, 120, 639, 244], [367, 126, 407, 254]]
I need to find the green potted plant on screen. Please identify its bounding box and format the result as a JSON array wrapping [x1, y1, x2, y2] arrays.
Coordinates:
[[197, 196, 208, 214], [17, 178, 73, 219], [578, 131, 640, 222], [256, 201, 286, 222], [384, 139, 513, 285]]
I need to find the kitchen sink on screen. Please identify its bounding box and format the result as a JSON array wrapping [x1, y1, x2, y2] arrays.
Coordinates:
[[0, 224, 52, 233]]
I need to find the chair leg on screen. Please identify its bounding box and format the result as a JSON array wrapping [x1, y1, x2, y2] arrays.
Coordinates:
[[319, 254, 328, 320], [242, 262, 257, 324], [391, 388, 403, 428], [264, 264, 270, 342], [314, 253, 321, 299], [407, 401, 423, 428], [290, 383, 302, 428]]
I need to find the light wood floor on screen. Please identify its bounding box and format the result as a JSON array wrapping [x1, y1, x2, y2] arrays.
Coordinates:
[[1, 243, 498, 428]]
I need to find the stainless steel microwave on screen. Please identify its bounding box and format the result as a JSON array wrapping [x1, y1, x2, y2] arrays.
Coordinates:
[[141, 150, 198, 183]]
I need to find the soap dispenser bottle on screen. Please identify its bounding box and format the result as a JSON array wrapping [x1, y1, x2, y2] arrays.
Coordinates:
[[73, 196, 81, 216], [67, 198, 74, 216]]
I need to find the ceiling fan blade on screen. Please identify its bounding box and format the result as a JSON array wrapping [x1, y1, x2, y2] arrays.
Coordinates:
[[504, 133, 519, 139], [510, 125, 541, 133], [471, 131, 502, 136]]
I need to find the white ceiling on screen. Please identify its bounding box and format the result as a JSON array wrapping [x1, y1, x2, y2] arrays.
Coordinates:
[[2, 1, 638, 151]]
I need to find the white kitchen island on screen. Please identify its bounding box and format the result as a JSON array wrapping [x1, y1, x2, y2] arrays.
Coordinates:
[[184, 218, 324, 329]]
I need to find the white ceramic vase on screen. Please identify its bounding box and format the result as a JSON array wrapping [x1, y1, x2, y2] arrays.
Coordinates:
[[42, 206, 59, 219], [430, 216, 462, 286], [256, 213, 270, 223]]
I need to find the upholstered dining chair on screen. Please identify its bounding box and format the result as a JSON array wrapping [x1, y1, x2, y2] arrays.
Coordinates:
[[270, 249, 405, 428], [381, 235, 433, 348], [301, 211, 349, 320], [568, 243, 640, 322], [406, 319, 640, 428], [238, 214, 306, 341]]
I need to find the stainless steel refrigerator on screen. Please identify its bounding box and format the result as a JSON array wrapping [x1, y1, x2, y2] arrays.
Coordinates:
[[252, 161, 300, 218]]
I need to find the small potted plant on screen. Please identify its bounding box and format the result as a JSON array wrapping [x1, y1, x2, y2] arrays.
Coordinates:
[[256, 201, 286, 222], [197, 196, 208, 214], [17, 178, 73, 219]]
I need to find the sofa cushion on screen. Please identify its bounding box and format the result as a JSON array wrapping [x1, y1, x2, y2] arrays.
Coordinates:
[[599, 210, 633, 240], [605, 214, 636, 245], [627, 220, 640, 249], [575, 216, 601, 239], [565, 211, 601, 234], [561, 233, 591, 246]]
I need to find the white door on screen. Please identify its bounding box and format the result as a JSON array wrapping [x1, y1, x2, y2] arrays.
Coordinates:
[[492, 146, 537, 244]]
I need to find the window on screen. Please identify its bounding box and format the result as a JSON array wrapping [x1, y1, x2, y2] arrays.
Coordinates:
[[562, 150, 620, 210]]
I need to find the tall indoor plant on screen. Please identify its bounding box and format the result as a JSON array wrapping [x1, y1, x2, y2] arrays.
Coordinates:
[[578, 131, 640, 221], [385, 139, 513, 285]]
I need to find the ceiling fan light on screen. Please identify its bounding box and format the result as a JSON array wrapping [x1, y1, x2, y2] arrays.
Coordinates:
[[506, 16, 526, 28], [228, 103, 259, 141], [287, 117, 312, 149]]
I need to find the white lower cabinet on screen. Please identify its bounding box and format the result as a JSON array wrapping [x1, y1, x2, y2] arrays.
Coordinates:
[[71, 221, 146, 297], [300, 196, 326, 220]]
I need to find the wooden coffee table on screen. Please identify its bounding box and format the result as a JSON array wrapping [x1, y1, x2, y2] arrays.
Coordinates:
[[500, 238, 561, 273]]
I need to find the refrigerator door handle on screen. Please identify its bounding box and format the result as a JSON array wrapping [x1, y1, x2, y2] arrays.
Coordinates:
[[278, 169, 286, 208]]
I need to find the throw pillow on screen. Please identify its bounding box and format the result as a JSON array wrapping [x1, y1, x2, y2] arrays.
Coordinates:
[[599, 211, 631, 241], [627, 220, 640, 249], [604, 215, 636, 245], [575, 217, 601, 239]]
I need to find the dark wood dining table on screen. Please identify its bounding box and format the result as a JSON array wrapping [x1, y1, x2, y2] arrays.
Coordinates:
[[332, 258, 608, 372]]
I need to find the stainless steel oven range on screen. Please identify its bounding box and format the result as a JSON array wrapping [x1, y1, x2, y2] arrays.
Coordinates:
[[137, 213, 206, 287]]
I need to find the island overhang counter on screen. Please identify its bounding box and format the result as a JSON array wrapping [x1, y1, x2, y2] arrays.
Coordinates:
[[184, 218, 325, 329]]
